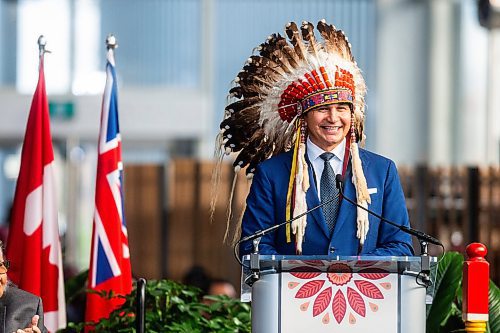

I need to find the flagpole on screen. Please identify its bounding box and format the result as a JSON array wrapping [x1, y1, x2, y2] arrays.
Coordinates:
[[106, 34, 117, 66], [37, 35, 51, 57], [106, 34, 118, 50]]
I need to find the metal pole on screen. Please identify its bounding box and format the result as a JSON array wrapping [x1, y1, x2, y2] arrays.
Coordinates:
[[136, 278, 146, 333], [467, 167, 480, 243], [105, 34, 118, 67], [37, 35, 51, 59]]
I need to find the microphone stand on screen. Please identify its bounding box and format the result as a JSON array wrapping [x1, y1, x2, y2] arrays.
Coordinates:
[[335, 175, 438, 287]]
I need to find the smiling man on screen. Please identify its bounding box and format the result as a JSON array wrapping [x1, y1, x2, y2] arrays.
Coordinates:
[[216, 20, 414, 257]]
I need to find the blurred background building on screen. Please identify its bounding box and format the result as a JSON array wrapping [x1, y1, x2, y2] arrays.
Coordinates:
[[0, 0, 499, 288]]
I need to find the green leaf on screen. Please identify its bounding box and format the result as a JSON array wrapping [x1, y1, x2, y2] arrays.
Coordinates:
[[488, 280, 500, 333], [426, 252, 464, 333]]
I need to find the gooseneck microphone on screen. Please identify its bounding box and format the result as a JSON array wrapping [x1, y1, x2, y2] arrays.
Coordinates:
[[335, 174, 442, 246], [238, 192, 340, 245], [235, 190, 342, 277]]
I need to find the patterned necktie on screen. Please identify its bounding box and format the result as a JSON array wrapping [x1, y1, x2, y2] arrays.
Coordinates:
[[320, 152, 339, 234]]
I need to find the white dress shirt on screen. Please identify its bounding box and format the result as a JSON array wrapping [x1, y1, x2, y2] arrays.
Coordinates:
[[306, 137, 346, 198]]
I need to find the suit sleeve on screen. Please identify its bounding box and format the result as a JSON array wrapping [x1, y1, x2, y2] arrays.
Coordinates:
[[36, 297, 49, 333], [239, 164, 281, 256], [365, 160, 414, 256]]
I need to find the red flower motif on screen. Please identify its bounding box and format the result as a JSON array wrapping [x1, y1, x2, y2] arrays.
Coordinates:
[[358, 268, 390, 280], [290, 266, 322, 280], [295, 280, 325, 298], [354, 260, 378, 267], [313, 287, 332, 317], [347, 287, 366, 317], [289, 261, 391, 326], [332, 289, 346, 323], [327, 263, 353, 286], [354, 280, 384, 299], [302, 260, 325, 267]]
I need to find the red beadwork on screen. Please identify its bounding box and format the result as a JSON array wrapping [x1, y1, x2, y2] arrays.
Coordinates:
[[304, 72, 319, 91], [311, 70, 325, 90], [320, 66, 332, 88], [299, 79, 315, 94], [292, 81, 308, 96]]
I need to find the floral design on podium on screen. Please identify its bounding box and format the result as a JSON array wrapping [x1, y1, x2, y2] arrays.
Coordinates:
[[285, 260, 393, 326]]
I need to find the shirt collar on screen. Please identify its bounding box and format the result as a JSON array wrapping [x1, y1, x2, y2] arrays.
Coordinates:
[[306, 137, 346, 163]]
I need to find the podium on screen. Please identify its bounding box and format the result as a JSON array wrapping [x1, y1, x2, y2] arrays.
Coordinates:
[[241, 255, 431, 333]]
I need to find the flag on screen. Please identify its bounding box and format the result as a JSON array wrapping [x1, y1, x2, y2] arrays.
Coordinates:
[[85, 44, 132, 327], [6, 51, 66, 332]]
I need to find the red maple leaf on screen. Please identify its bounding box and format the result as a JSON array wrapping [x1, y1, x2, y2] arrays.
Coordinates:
[[295, 280, 325, 298], [313, 287, 332, 317]]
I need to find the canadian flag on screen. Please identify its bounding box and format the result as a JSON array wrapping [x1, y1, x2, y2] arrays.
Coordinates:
[[6, 51, 66, 332]]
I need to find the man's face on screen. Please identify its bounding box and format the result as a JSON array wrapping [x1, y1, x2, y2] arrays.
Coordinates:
[[0, 251, 7, 297], [304, 103, 351, 151]]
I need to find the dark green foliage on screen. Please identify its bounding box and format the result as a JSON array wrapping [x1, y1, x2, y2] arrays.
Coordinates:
[[58, 279, 251, 333], [426, 252, 464, 333], [487, 280, 500, 333]]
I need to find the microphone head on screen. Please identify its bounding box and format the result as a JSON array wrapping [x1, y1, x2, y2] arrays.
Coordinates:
[[335, 174, 343, 190]]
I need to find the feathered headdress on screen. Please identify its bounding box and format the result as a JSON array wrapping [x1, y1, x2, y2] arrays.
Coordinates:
[[213, 20, 371, 253]]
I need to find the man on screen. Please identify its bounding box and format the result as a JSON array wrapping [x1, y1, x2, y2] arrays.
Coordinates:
[[215, 20, 413, 257], [0, 241, 46, 333]]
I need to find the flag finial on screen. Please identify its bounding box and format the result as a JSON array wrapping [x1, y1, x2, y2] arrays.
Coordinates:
[[106, 34, 118, 50], [37, 35, 51, 57]]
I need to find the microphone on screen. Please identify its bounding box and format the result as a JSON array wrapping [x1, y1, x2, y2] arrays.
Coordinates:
[[238, 192, 341, 244], [335, 174, 442, 246]]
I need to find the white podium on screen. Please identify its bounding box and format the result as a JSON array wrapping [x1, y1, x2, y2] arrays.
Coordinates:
[[241, 255, 431, 333]]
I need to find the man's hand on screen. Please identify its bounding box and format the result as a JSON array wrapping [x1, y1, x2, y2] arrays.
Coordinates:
[[15, 314, 41, 333]]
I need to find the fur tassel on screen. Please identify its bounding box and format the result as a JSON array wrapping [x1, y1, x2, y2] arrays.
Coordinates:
[[350, 142, 370, 245], [291, 142, 309, 254], [356, 202, 369, 245], [350, 142, 370, 202]]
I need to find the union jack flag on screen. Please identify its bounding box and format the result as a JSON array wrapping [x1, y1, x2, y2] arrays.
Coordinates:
[[85, 43, 132, 328]]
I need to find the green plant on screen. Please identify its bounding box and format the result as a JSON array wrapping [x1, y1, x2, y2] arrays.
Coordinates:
[[426, 252, 499, 333], [59, 279, 251, 333]]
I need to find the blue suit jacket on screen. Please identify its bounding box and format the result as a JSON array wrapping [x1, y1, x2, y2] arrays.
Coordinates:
[[240, 148, 414, 256]]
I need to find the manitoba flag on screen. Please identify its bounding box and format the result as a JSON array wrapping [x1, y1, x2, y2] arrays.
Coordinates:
[[85, 44, 132, 327], [6, 52, 66, 332]]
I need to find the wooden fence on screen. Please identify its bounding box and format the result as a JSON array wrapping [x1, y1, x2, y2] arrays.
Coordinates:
[[124, 161, 500, 289]]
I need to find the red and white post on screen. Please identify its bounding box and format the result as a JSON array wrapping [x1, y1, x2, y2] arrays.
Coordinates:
[[462, 243, 489, 332]]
